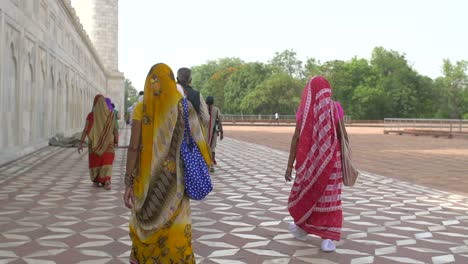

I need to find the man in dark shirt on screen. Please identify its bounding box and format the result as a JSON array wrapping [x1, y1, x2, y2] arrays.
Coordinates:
[[176, 68, 209, 131]]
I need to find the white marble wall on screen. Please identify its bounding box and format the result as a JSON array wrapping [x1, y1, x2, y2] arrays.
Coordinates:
[[94, 0, 124, 117], [72, 0, 124, 116], [0, 0, 124, 165], [93, 0, 119, 72]]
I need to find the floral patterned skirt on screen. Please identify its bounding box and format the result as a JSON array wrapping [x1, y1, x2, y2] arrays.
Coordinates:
[[129, 198, 195, 264]]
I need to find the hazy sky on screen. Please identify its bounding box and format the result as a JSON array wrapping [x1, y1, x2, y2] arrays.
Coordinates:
[[119, 0, 468, 92]]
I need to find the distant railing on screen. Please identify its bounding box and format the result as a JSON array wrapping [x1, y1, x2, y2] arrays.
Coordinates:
[[384, 118, 468, 137], [222, 114, 352, 124]]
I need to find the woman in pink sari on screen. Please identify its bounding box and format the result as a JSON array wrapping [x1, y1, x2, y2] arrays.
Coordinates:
[[285, 76, 344, 252]]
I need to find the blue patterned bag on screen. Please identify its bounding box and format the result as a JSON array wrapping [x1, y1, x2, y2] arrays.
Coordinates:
[[180, 98, 213, 200]]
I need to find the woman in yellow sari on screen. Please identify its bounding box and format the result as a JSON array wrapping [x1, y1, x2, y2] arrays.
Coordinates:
[[123, 63, 211, 264]]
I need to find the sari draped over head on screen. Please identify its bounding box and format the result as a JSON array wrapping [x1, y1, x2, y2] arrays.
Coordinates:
[[129, 63, 210, 264], [88, 95, 115, 156], [288, 76, 343, 241], [105, 97, 113, 111], [86, 94, 115, 183]]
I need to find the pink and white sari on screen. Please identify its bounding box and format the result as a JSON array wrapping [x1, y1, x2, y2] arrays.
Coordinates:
[[288, 76, 343, 241]]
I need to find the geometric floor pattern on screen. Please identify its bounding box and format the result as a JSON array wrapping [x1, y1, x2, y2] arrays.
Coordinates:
[[0, 130, 467, 263]]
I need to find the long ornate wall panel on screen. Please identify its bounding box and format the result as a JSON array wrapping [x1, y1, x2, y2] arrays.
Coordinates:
[[0, 0, 124, 166]]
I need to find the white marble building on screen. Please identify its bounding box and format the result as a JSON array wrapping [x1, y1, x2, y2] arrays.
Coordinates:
[[0, 0, 124, 165]]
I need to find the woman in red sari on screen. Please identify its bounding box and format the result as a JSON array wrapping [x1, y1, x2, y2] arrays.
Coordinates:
[[78, 94, 118, 190], [284, 76, 344, 252]]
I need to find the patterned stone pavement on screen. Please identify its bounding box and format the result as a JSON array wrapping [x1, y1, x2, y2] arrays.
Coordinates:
[[224, 126, 468, 196], [0, 128, 468, 263]]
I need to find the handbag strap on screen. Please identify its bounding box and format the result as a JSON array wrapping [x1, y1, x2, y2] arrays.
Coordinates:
[[336, 101, 344, 136], [181, 99, 195, 146]]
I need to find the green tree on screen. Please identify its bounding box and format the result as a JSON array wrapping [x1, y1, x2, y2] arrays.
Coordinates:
[[351, 85, 389, 119], [304, 57, 374, 119], [304, 58, 322, 79], [188, 47, 462, 120], [124, 78, 138, 111], [434, 59, 468, 118], [191, 57, 244, 109], [370, 47, 427, 118], [191, 61, 220, 92], [412, 76, 436, 118], [223, 62, 272, 113], [241, 73, 303, 114], [269, 49, 304, 79]]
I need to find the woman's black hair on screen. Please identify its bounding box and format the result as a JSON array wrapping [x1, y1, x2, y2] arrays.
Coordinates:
[[206, 96, 214, 105]]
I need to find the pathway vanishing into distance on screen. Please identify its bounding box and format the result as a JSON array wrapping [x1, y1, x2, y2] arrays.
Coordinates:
[[0, 127, 467, 263]]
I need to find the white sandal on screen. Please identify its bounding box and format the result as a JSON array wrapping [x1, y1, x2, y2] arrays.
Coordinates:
[[321, 239, 336, 252], [288, 222, 308, 241]]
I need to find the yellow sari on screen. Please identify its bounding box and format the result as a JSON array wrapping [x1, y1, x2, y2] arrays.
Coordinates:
[[129, 63, 211, 264], [86, 95, 116, 185]]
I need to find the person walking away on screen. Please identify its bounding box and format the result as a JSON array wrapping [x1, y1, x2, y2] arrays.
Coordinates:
[[111, 103, 120, 131], [78, 94, 118, 190], [206, 96, 224, 172], [176, 67, 209, 139], [127, 91, 144, 126], [123, 63, 211, 263], [284, 76, 344, 252], [105, 97, 113, 111]]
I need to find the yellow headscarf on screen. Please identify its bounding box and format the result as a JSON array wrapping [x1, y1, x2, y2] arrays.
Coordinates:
[[88, 94, 115, 156], [134, 63, 211, 209]]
